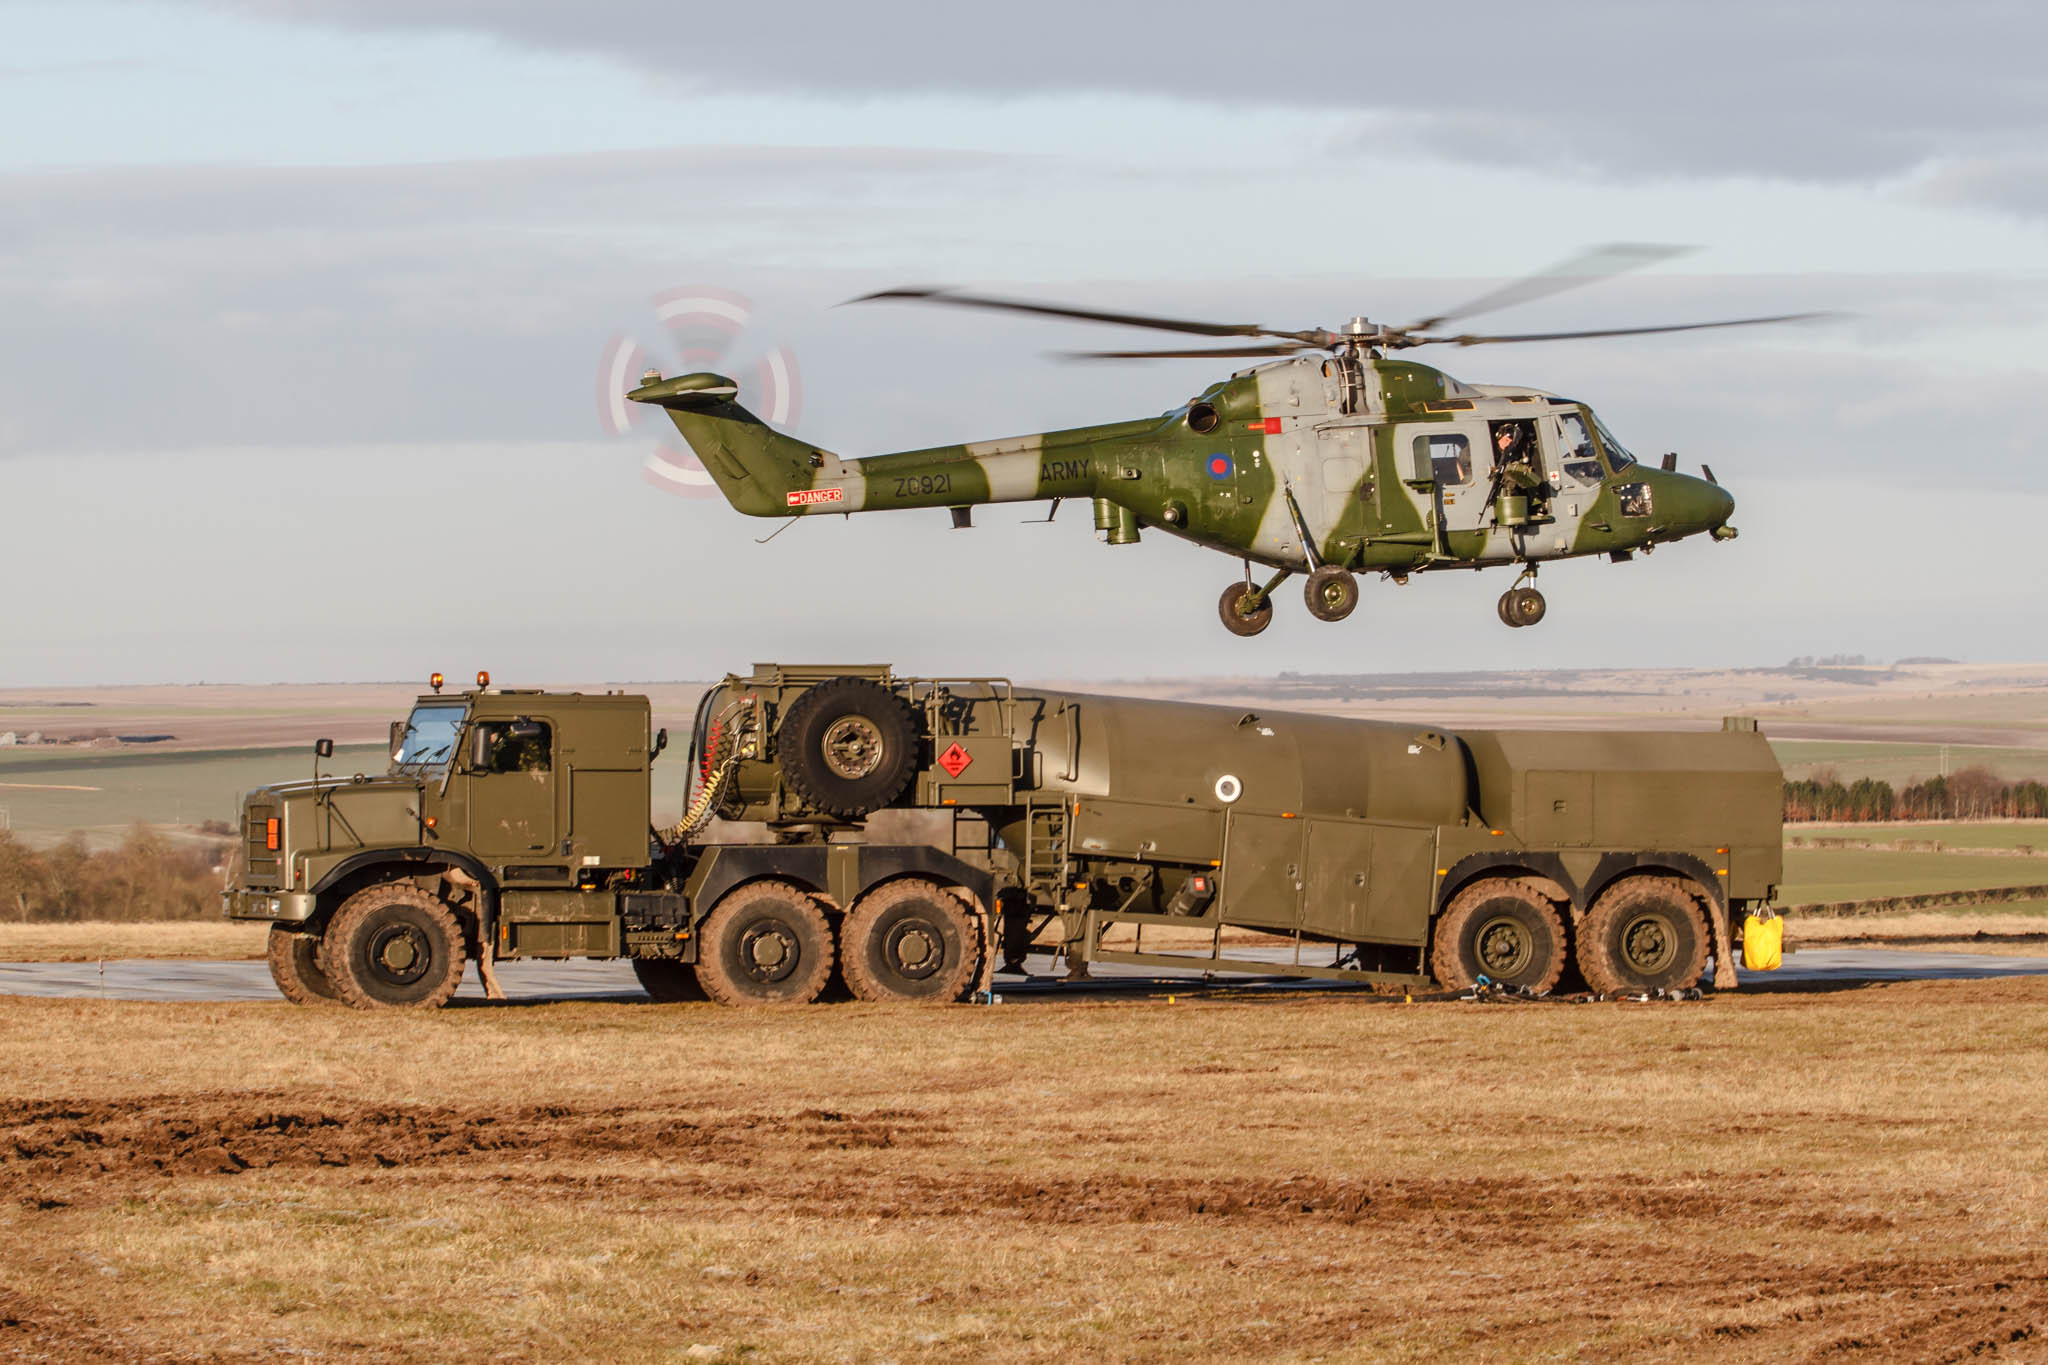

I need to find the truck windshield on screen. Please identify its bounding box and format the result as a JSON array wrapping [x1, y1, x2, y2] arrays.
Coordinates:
[[393, 702, 467, 774]]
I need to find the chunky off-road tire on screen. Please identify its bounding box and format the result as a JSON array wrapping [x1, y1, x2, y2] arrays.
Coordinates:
[[1218, 582, 1274, 637], [694, 881, 836, 1007], [631, 957, 707, 1003], [318, 883, 468, 1011], [1303, 566, 1360, 623], [840, 878, 982, 1004], [267, 925, 341, 1006], [1432, 877, 1568, 992], [776, 678, 920, 818], [1578, 876, 1710, 994]]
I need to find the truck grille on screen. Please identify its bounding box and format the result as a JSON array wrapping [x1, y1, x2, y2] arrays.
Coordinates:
[[244, 806, 283, 888]]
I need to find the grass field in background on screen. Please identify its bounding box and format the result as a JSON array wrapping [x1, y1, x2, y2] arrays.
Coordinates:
[[1771, 739, 2048, 785], [1788, 820, 2048, 851], [0, 745, 387, 840], [1778, 848, 2048, 905]]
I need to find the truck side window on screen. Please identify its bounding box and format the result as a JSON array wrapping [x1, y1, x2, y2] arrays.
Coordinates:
[[1414, 433, 1471, 485], [479, 721, 552, 773]]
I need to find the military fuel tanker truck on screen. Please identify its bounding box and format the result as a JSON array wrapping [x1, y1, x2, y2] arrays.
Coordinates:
[[221, 664, 1782, 1009]]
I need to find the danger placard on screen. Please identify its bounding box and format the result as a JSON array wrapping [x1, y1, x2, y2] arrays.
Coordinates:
[[937, 742, 973, 778], [787, 487, 845, 506]]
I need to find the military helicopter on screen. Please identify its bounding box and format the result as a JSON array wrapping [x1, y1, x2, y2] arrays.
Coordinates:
[[629, 248, 1819, 635]]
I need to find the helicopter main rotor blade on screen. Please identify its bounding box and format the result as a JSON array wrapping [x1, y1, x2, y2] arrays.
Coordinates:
[[1059, 343, 1316, 361], [1417, 311, 1835, 348], [1403, 243, 1694, 334], [850, 287, 1320, 342]]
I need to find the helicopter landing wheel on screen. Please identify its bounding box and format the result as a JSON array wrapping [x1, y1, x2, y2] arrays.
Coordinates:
[[1218, 582, 1274, 637], [1304, 566, 1359, 623], [1498, 586, 1547, 628]]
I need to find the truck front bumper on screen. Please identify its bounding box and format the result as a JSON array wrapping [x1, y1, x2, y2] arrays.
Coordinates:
[[221, 889, 318, 923]]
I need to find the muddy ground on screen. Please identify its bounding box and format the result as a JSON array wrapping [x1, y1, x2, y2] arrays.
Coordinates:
[[2, 979, 2047, 1361]]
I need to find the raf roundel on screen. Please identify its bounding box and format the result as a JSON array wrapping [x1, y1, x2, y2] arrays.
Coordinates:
[[1206, 453, 1233, 481]]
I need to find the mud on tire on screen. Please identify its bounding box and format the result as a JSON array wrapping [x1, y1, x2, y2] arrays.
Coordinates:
[[840, 878, 982, 1004], [267, 925, 341, 1006], [776, 677, 920, 818], [694, 880, 836, 1007], [1577, 875, 1710, 995], [318, 883, 468, 1011], [1432, 877, 1568, 992]]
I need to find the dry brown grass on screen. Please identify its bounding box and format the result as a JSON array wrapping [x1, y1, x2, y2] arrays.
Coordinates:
[[0, 920, 266, 962], [5, 981, 2048, 1361], [1784, 911, 2048, 954]]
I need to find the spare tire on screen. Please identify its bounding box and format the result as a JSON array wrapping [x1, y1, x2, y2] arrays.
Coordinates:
[[777, 677, 920, 818]]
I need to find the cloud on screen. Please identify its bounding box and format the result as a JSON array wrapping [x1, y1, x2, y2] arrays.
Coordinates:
[[194, 0, 2048, 183], [1912, 150, 2048, 220]]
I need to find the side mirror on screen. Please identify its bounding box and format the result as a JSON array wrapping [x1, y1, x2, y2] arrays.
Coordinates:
[[388, 721, 405, 757], [652, 727, 669, 760], [470, 726, 492, 769], [315, 737, 334, 759]]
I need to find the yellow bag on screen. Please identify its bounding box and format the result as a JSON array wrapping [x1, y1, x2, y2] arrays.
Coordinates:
[[1742, 912, 1783, 971]]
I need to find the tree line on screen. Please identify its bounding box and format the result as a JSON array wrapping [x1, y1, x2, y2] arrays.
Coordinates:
[[1784, 767, 2048, 822], [0, 828, 224, 922]]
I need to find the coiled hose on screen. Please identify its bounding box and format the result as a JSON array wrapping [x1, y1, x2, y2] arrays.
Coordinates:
[[658, 699, 749, 847]]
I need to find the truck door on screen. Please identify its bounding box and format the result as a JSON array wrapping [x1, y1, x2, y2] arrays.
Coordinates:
[[468, 718, 559, 859]]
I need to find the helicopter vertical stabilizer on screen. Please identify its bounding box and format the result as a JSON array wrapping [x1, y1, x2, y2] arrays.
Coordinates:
[[626, 370, 837, 518]]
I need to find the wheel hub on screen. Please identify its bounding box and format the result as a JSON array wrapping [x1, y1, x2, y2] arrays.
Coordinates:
[[882, 918, 944, 980], [740, 923, 798, 981], [820, 716, 885, 780], [367, 924, 428, 984], [1475, 914, 1533, 976], [1621, 913, 1676, 972]]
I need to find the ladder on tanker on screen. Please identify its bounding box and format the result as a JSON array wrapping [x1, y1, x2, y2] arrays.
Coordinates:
[[1021, 800, 1069, 900]]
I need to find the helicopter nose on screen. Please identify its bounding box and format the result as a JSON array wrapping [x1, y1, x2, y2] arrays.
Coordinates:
[[1706, 480, 1735, 528], [1664, 473, 1736, 540]]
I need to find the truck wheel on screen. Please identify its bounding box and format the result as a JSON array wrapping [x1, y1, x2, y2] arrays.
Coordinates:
[[840, 879, 981, 1004], [1578, 876, 1709, 994], [694, 881, 835, 1006], [266, 925, 340, 1006], [318, 883, 468, 1011], [631, 957, 706, 1003], [777, 677, 920, 818], [1431, 878, 1566, 992]]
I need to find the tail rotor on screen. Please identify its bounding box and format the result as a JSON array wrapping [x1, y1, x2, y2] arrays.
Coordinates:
[[595, 286, 805, 500]]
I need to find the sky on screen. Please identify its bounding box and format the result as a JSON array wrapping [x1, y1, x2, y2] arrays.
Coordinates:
[[3, 0, 2046, 685]]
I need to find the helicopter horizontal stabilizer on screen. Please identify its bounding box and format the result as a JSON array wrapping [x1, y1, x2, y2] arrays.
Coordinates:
[[627, 370, 740, 408]]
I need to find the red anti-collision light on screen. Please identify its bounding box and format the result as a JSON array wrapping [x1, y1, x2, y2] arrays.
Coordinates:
[[477, 671, 491, 689], [430, 672, 444, 693], [265, 817, 280, 851]]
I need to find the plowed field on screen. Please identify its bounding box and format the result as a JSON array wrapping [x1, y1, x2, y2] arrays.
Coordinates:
[[4, 980, 2048, 1361]]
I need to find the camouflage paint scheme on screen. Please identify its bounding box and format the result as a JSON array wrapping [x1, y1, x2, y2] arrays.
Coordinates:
[[630, 354, 1736, 596]]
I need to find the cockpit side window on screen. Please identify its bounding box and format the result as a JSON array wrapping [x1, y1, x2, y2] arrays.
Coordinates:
[[1557, 412, 1603, 485]]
